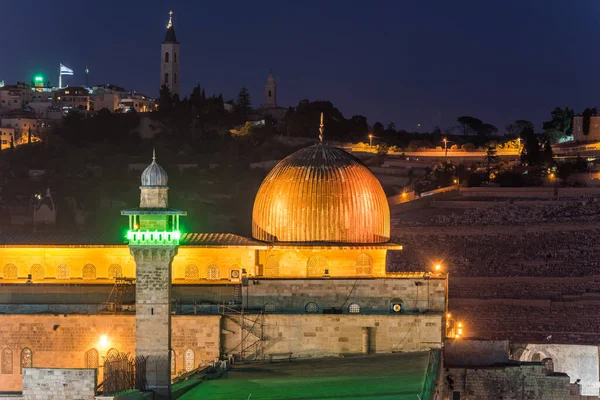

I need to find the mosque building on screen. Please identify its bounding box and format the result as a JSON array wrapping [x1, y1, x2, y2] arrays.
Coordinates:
[[0, 120, 446, 395]]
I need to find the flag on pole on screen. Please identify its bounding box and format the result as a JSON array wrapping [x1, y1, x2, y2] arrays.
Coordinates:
[[60, 64, 74, 75]]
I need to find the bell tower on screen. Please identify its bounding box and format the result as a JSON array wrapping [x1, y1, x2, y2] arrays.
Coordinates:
[[161, 11, 180, 97], [264, 70, 277, 108], [122, 150, 186, 399]]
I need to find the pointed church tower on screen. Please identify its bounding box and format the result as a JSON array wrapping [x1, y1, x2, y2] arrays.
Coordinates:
[[161, 11, 180, 97], [264, 70, 277, 108]]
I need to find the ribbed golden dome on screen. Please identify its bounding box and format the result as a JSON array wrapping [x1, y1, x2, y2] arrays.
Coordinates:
[[252, 143, 390, 243]]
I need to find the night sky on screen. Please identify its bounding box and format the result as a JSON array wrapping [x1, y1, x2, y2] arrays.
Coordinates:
[[1, 0, 599, 132]]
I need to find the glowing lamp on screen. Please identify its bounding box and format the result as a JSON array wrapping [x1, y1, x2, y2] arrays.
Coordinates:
[[458, 328, 463, 335], [458, 322, 463, 328], [447, 313, 451, 318], [34, 76, 43, 83], [455, 334, 460, 339], [99, 335, 109, 348], [435, 264, 441, 272]]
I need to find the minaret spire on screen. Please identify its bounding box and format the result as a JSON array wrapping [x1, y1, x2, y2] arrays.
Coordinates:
[[319, 112, 324, 142], [167, 10, 173, 28]]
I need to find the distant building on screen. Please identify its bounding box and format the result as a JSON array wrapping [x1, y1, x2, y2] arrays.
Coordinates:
[[55, 86, 91, 111], [253, 71, 287, 123], [0, 110, 42, 144], [160, 11, 180, 97], [572, 115, 600, 142], [0, 127, 14, 150], [264, 71, 277, 108], [0, 82, 32, 110]]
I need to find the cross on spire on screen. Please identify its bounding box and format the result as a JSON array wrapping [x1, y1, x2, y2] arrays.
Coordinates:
[[167, 10, 173, 28], [319, 112, 324, 142]]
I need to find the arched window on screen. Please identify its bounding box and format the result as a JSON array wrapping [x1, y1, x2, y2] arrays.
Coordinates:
[[30, 264, 44, 281], [265, 256, 279, 276], [165, 52, 169, 63], [3, 264, 17, 280], [85, 348, 99, 368], [307, 256, 327, 277], [20, 348, 32, 373], [174, 52, 177, 63], [106, 348, 119, 361], [532, 353, 542, 362], [356, 254, 373, 275], [268, 90, 272, 97], [164, 73, 169, 84], [263, 302, 275, 313], [207, 265, 219, 280], [348, 303, 361, 314], [185, 264, 199, 280], [56, 264, 70, 280], [305, 302, 319, 313], [108, 264, 122, 279], [2, 348, 13, 374], [184, 349, 195, 372], [174, 73, 177, 84], [170, 349, 176, 375], [82, 264, 96, 280]]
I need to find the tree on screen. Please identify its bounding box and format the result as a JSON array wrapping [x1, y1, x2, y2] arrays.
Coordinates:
[[542, 107, 574, 142], [235, 87, 252, 119], [478, 123, 498, 138], [582, 108, 597, 136], [520, 128, 542, 166], [506, 120, 534, 137], [485, 146, 498, 172], [373, 122, 385, 137], [456, 116, 482, 135], [158, 84, 173, 112]]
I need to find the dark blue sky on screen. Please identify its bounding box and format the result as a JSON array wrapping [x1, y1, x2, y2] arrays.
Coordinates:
[[1, 0, 599, 132]]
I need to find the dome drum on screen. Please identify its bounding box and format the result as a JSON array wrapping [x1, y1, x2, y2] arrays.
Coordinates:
[[252, 144, 390, 243]]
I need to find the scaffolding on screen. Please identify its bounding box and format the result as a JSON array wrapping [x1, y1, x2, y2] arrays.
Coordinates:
[[100, 277, 135, 314], [218, 299, 266, 362]]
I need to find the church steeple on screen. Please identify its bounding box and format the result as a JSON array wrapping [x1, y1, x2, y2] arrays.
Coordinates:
[[264, 70, 277, 109], [161, 10, 180, 96], [163, 10, 177, 43]]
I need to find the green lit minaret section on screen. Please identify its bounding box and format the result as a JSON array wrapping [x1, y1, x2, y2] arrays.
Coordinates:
[[121, 150, 185, 399]]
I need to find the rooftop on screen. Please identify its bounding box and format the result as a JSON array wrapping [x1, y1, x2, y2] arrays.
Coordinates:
[[179, 352, 431, 400]]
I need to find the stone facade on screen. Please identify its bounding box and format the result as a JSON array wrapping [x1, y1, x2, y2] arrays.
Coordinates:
[[0, 313, 439, 392], [130, 246, 177, 397], [519, 344, 600, 397], [22, 368, 96, 400], [445, 364, 571, 400], [245, 277, 445, 313]]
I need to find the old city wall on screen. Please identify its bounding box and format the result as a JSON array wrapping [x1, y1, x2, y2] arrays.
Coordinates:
[[22, 368, 96, 400], [245, 278, 445, 313], [257, 249, 389, 277]]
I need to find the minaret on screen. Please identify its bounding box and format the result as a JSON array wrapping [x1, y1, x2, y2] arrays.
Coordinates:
[[121, 150, 186, 399], [264, 70, 277, 108], [161, 11, 180, 97]]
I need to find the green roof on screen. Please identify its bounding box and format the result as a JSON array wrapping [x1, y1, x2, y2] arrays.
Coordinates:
[[178, 352, 430, 400]]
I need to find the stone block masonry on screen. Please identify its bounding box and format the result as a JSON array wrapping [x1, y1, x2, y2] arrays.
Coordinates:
[[22, 368, 96, 400]]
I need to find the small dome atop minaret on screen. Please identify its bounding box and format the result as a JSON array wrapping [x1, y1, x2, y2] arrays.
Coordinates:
[[141, 149, 168, 187]]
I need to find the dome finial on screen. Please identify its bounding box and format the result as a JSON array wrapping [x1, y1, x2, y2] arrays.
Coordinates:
[[167, 10, 173, 28], [319, 112, 324, 142], [152, 147, 156, 162]]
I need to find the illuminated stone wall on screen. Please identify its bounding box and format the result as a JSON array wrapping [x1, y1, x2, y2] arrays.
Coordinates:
[[256, 249, 388, 277], [244, 278, 446, 313], [0, 246, 396, 282], [0, 315, 221, 392], [22, 368, 97, 400]]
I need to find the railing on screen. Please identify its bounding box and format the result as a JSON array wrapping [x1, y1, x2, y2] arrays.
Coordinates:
[[420, 349, 441, 400], [126, 230, 181, 245], [101, 352, 148, 395]]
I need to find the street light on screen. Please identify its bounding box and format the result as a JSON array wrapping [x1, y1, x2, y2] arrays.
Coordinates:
[[368, 134, 373, 147], [443, 138, 448, 157]]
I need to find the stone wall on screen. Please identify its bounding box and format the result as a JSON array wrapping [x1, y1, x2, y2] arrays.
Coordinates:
[[519, 344, 600, 397], [445, 339, 509, 367], [446, 364, 571, 400], [244, 277, 446, 313], [22, 368, 96, 400], [0, 315, 221, 392], [0, 313, 440, 392]]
